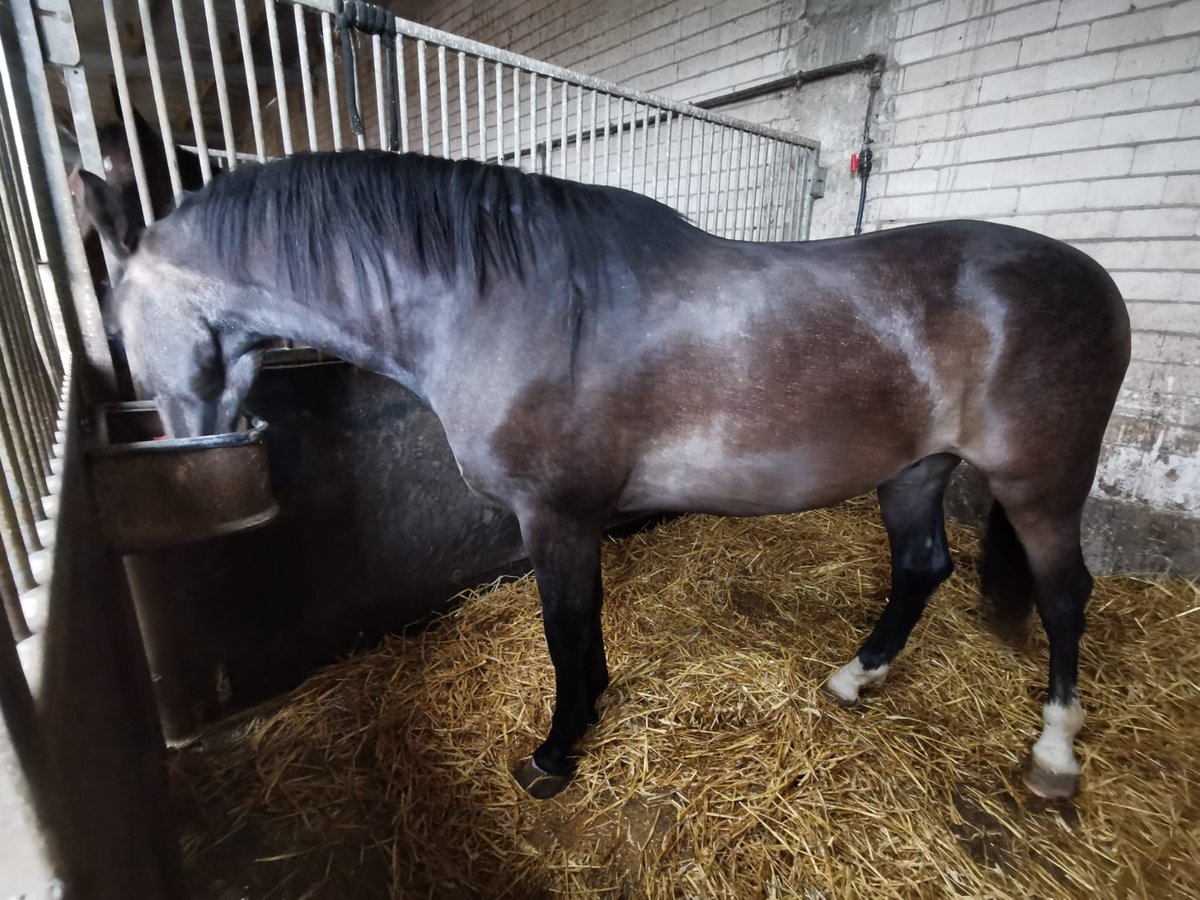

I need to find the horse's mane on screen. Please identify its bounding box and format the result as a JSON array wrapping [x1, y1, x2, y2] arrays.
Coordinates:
[[173, 150, 705, 301]]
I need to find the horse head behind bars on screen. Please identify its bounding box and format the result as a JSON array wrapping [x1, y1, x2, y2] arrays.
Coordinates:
[[78, 150, 1129, 801]]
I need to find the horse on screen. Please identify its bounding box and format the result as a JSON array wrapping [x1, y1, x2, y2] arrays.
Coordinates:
[[76, 150, 1130, 801]]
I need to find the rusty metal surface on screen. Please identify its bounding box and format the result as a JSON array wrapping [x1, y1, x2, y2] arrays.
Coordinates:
[[86, 403, 279, 552]]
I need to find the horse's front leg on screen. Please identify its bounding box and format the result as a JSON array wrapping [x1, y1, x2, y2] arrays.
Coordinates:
[[512, 510, 604, 799]]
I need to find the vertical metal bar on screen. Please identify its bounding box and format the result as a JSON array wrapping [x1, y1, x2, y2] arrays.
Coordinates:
[[438, 46, 449, 158], [640, 106, 651, 196], [101, 0, 154, 223], [512, 63, 520, 168], [294, 5, 318, 152], [459, 53, 469, 158], [615, 98, 625, 187], [603, 94, 611, 185], [372, 36, 386, 149], [322, 11, 343, 151], [397, 38, 410, 152], [1, 541, 30, 642], [799, 149, 817, 240], [783, 147, 801, 241], [265, 0, 294, 156], [476, 57, 486, 161], [558, 81, 567, 178], [202, 0, 237, 165], [588, 91, 596, 184], [417, 40, 430, 155], [233, 0, 266, 161], [655, 111, 666, 202], [494, 63, 504, 165], [729, 133, 748, 240], [751, 138, 769, 240], [543, 77, 552, 175], [574, 85, 582, 182], [700, 125, 710, 234], [765, 142, 785, 241], [0, 458, 35, 591], [528, 72, 537, 171], [137, 0, 183, 200], [686, 117, 699, 221], [172, 0, 214, 181], [0, 351, 44, 543]]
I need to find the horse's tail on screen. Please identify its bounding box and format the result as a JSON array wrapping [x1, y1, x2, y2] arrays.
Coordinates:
[[979, 500, 1036, 638]]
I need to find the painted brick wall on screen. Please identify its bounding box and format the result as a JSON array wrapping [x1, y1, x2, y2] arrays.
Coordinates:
[[874, 0, 1199, 569], [370, 0, 1198, 570]]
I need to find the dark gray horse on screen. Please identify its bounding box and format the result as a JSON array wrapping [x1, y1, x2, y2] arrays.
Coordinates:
[[78, 151, 1130, 800]]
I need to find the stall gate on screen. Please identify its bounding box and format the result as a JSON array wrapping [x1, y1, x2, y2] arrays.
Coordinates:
[[0, 1, 820, 893]]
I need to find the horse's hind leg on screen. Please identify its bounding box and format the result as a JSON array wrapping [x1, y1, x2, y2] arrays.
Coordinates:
[[986, 477, 1093, 799], [511, 510, 604, 799], [825, 453, 959, 705]]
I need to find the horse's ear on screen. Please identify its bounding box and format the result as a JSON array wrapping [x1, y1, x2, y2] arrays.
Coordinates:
[[75, 169, 140, 259]]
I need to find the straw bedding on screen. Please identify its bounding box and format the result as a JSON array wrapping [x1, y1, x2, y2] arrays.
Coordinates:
[[170, 497, 1199, 898]]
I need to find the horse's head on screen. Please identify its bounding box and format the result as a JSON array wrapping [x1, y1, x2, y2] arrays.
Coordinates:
[[77, 170, 257, 439]]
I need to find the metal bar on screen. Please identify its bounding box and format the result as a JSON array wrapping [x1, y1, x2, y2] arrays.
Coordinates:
[[204, 0, 239, 167], [641, 105, 651, 196], [233, 0, 266, 161], [528, 71, 536, 171], [799, 149, 816, 240], [603, 93, 611, 185], [322, 11, 343, 151], [438, 46, 449, 158], [1, 540, 30, 641], [372, 35, 386, 149], [751, 138, 769, 240], [512, 60, 520, 168], [266, 0, 294, 156], [459, 53, 469, 159], [661, 112, 672, 206], [417, 40, 430, 155], [615, 98, 624, 188], [294, 5, 318, 151], [736, 132, 751, 239], [763, 141, 784, 241], [574, 85, 582, 182], [494, 63, 504, 165], [558, 80, 567, 178], [296, 1, 819, 150], [137, 0, 183, 201], [172, 0, 214, 181], [0, 344, 44, 545], [704, 122, 719, 232], [783, 146, 801, 241], [398, 38, 410, 153], [101, 0, 154, 224], [588, 90, 596, 184], [0, 447, 35, 590], [476, 57, 485, 161], [543, 77, 552, 175], [686, 116, 699, 221]]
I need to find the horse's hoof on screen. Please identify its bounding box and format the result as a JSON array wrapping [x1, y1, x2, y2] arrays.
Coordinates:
[[1022, 759, 1080, 800], [513, 757, 573, 799], [819, 682, 859, 708]]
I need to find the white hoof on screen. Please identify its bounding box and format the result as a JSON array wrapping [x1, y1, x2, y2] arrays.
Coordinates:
[[1031, 699, 1084, 776], [825, 657, 889, 706]]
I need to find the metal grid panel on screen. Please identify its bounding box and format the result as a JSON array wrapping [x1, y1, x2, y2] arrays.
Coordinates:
[[47, 0, 818, 242]]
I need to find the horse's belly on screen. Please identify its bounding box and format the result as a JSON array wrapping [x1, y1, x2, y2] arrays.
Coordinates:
[[618, 440, 909, 517]]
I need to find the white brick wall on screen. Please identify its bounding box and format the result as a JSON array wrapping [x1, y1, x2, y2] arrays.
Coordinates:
[[879, 0, 1200, 526]]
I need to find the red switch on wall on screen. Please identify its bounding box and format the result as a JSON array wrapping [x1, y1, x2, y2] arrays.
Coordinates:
[[850, 153, 859, 174]]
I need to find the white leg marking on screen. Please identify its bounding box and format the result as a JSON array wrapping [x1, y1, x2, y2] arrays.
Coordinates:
[[1031, 699, 1084, 775], [825, 657, 889, 705]]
